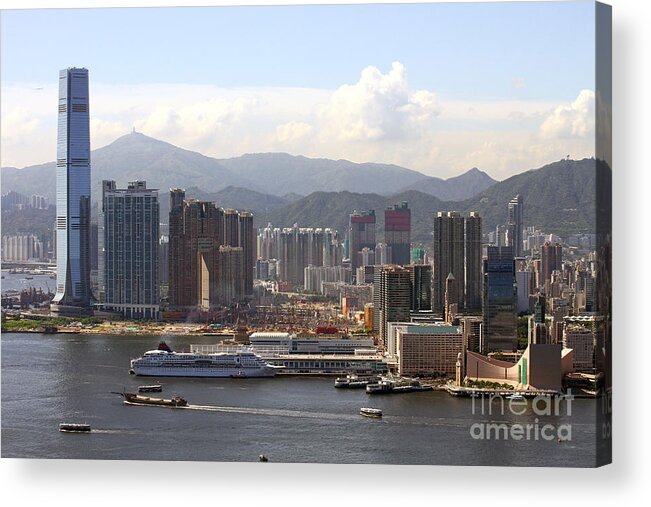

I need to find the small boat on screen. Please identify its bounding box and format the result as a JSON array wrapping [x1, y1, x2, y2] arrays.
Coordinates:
[[138, 384, 162, 393], [360, 407, 383, 418], [112, 391, 187, 407], [59, 423, 91, 433], [507, 393, 526, 402]]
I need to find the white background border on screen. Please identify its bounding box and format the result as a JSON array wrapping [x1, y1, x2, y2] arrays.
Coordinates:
[[1, 0, 649, 504]]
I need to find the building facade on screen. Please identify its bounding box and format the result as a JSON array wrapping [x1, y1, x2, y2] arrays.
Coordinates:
[[101, 180, 160, 319], [396, 325, 464, 377], [482, 245, 517, 352], [373, 265, 412, 348], [348, 210, 376, 271], [53, 67, 92, 309], [507, 194, 524, 257], [384, 202, 411, 265], [433, 211, 482, 315]]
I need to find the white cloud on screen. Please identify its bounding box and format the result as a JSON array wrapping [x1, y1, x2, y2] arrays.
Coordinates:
[[1, 67, 596, 181], [540, 89, 595, 139], [318, 61, 441, 142], [276, 121, 314, 144]]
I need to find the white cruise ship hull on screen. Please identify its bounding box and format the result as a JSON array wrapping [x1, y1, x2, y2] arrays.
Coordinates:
[[132, 365, 277, 378]]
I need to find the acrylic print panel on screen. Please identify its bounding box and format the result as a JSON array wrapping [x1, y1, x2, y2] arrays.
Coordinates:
[[0, 1, 611, 467]]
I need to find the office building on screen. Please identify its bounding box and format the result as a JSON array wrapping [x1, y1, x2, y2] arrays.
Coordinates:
[[482, 245, 517, 352], [52, 67, 92, 311], [384, 202, 411, 265], [408, 264, 432, 312], [100, 180, 159, 319], [373, 265, 412, 347], [541, 241, 563, 288], [238, 211, 254, 296]]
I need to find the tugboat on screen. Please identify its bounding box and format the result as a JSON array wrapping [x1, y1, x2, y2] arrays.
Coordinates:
[[112, 391, 187, 407]]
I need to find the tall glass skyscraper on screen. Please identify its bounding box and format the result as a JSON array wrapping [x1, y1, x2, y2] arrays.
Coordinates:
[[52, 68, 92, 308], [482, 245, 517, 353]]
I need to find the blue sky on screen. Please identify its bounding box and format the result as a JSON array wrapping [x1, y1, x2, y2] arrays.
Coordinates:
[[1, 1, 597, 179]]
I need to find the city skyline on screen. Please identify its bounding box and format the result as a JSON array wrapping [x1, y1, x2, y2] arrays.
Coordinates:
[[1, 2, 597, 178]]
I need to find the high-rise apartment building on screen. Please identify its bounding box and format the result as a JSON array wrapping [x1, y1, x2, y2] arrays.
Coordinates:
[[101, 180, 160, 319], [169, 199, 224, 308], [482, 245, 517, 352], [384, 202, 411, 265], [507, 194, 524, 257], [52, 67, 92, 310], [349, 210, 376, 271], [433, 211, 482, 316]]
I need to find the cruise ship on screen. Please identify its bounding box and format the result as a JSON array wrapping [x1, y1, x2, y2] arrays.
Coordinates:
[[130, 342, 282, 378]]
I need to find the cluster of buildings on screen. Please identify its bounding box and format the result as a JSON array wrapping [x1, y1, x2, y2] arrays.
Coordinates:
[[42, 67, 606, 391], [1, 190, 49, 211], [1, 235, 48, 262]]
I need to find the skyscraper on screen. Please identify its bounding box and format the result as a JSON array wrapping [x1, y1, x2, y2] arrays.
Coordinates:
[[408, 264, 432, 312], [482, 245, 517, 352], [432, 211, 465, 315], [507, 194, 524, 257], [464, 212, 482, 312], [348, 210, 376, 271], [541, 241, 563, 289], [52, 68, 92, 310], [373, 265, 412, 348], [238, 211, 255, 296], [168, 199, 224, 309], [101, 181, 160, 319], [384, 202, 411, 265]]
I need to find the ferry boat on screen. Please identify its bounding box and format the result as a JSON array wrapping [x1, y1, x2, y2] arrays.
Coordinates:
[[334, 374, 380, 388], [360, 407, 383, 418], [366, 378, 433, 394], [129, 341, 282, 378]]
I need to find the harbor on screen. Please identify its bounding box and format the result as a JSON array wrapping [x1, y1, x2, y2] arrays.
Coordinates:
[[1, 331, 600, 466]]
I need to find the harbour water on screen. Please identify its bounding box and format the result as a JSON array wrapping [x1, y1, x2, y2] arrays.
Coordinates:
[[1, 272, 55, 294], [1, 332, 599, 466]]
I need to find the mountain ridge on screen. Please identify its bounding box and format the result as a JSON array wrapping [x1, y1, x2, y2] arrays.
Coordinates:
[[1, 132, 498, 201]]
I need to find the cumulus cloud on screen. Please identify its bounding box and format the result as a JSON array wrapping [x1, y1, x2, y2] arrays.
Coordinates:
[[540, 89, 595, 139], [276, 121, 314, 143], [319, 61, 441, 142], [1, 67, 597, 180]]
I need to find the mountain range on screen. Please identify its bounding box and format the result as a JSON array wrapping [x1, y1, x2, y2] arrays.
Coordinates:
[[1, 132, 607, 242], [0, 132, 496, 204], [258, 158, 607, 242]]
